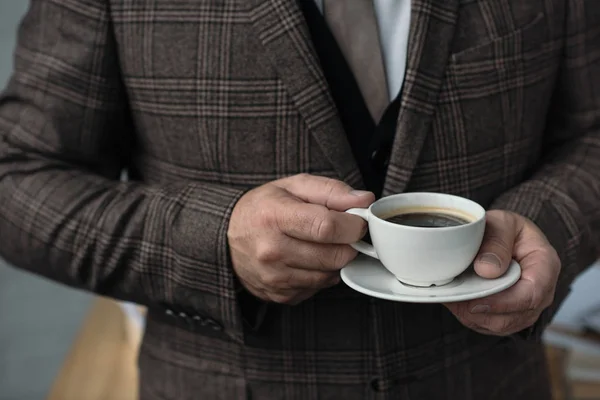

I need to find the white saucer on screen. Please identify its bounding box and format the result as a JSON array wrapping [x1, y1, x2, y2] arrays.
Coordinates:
[[340, 255, 521, 303]]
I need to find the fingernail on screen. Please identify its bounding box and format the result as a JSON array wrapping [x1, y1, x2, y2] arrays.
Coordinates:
[[350, 190, 372, 197], [478, 253, 502, 269], [471, 305, 490, 314]]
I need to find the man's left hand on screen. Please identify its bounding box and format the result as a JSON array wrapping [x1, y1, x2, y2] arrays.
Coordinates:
[[444, 210, 561, 336]]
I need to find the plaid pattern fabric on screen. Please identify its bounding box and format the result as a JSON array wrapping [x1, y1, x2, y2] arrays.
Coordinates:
[[0, 0, 599, 398]]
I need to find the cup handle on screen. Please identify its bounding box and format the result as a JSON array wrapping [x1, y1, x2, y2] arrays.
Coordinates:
[[345, 208, 379, 259]]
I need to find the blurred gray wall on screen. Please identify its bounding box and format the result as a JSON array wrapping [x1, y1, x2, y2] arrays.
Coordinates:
[[0, 3, 92, 399]]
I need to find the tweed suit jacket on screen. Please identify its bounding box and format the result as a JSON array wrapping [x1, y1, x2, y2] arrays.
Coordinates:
[[1, 0, 600, 399]]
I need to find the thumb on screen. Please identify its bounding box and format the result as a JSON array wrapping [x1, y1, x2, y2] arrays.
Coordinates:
[[474, 210, 519, 279], [274, 173, 375, 211]]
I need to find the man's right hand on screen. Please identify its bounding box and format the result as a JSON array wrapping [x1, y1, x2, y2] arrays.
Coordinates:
[[228, 174, 375, 305]]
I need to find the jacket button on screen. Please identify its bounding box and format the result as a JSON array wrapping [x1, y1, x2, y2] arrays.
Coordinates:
[[205, 318, 223, 331], [370, 149, 389, 170]]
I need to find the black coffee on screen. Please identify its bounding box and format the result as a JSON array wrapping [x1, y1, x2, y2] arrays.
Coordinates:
[[383, 209, 471, 228]]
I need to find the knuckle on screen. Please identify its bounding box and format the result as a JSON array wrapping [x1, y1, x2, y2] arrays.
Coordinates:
[[483, 235, 511, 255], [313, 253, 330, 271], [315, 249, 336, 271], [288, 173, 310, 185], [331, 246, 355, 269], [475, 313, 495, 330], [317, 246, 356, 271], [323, 178, 351, 206], [457, 316, 480, 332], [491, 317, 515, 334], [295, 173, 317, 188], [258, 269, 284, 288], [323, 177, 343, 193], [525, 280, 547, 311], [312, 214, 337, 242], [450, 304, 469, 321], [258, 207, 276, 228], [528, 292, 542, 311], [255, 243, 281, 263]]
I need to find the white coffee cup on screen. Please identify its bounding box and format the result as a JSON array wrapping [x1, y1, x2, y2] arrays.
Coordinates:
[[345, 192, 486, 287]]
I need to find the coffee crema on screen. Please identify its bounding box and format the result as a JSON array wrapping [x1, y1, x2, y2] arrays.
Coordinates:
[[380, 207, 475, 228]]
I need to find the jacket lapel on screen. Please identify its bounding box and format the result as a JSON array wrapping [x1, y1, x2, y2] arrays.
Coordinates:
[[248, 0, 363, 188], [383, 0, 461, 196], [249, 0, 461, 193]]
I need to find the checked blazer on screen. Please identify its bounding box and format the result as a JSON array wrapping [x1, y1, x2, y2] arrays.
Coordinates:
[[1, 0, 600, 399]]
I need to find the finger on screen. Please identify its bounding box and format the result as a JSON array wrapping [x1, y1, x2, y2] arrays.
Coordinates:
[[280, 237, 359, 271], [464, 279, 539, 314], [255, 262, 340, 291], [474, 210, 520, 279], [458, 309, 541, 336], [466, 326, 498, 336], [444, 279, 542, 316], [449, 312, 496, 335], [444, 303, 498, 335], [255, 233, 357, 272], [275, 173, 375, 211], [444, 301, 540, 336], [457, 317, 514, 337], [463, 246, 559, 314], [469, 309, 540, 335], [274, 197, 367, 244], [465, 276, 553, 315]]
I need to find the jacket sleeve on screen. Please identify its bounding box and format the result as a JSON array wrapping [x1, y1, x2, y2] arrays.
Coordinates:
[[490, 2, 600, 338], [0, 0, 248, 339]]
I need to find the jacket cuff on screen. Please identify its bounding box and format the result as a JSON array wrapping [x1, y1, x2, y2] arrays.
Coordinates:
[[167, 182, 250, 342]]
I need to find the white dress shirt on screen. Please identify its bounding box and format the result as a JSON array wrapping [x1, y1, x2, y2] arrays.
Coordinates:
[[313, 0, 412, 99]]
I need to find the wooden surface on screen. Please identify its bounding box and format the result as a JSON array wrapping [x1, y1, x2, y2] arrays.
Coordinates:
[[571, 381, 600, 400], [47, 298, 140, 400], [546, 346, 569, 400], [49, 298, 600, 400]]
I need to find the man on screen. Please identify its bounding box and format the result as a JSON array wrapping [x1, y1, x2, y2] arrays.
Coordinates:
[[0, 0, 599, 398]]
